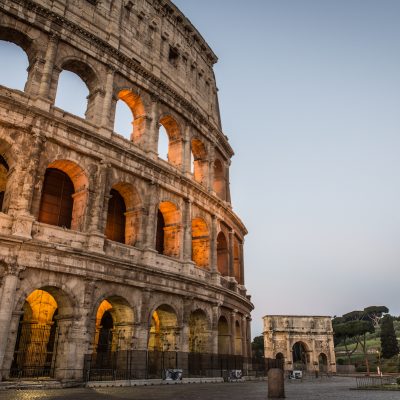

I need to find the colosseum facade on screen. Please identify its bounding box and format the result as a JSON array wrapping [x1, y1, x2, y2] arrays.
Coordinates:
[[0, 0, 253, 381]]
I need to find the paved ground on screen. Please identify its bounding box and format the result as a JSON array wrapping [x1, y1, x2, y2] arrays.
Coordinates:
[[0, 377, 399, 400]]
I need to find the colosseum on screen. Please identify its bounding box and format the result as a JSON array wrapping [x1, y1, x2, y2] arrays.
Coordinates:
[[0, 0, 253, 382]]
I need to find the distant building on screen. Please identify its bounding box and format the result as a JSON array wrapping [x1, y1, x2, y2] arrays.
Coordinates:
[[263, 315, 336, 373]]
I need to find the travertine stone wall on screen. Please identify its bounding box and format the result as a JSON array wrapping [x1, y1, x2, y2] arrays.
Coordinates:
[[0, 0, 253, 381]]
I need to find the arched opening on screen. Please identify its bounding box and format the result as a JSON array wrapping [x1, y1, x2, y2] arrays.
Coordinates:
[[235, 321, 242, 355], [0, 40, 29, 91], [233, 238, 241, 284], [54, 70, 89, 118], [189, 310, 209, 353], [156, 202, 181, 258], [148, 305, 178, 352], [93, 297, 134, 355], [0, 155, 9, 212], [113, 98, 133, 140], [217, 231, 228, 276], [158, 125, 169, 161], [276, 352, 284, 360], [54, 59, 99, 121], [38, 168, 74, 229], [319, 353, 328, 373], [213, 159, 226, 200], [105, 189, 126, 244], [191, 218, 210, 269], [10, 287, 73, 379], [115, 89, 146, 144], [292, 342, 308, 370], [38, 161, 89, 231], [191, 138, 208, 186], [158, 116, 182, 168], [218, 316, 229, 355], [147, 304, 179, 378]]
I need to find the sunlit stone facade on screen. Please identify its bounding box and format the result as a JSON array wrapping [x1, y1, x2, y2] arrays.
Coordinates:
[[0, 0, 252, 381]]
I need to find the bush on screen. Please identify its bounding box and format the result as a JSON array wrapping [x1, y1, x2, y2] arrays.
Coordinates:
[[356, 366, 367, 373], [337, 358, 344, 365], [396, 377, 400, 385]]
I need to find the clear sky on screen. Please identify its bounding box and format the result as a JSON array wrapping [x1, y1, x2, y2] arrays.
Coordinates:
[[1, 1, 399, 339], [173, 0, 400, 336]]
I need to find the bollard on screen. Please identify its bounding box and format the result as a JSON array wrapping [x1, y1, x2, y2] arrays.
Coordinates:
[[268, 368, 285, 398]]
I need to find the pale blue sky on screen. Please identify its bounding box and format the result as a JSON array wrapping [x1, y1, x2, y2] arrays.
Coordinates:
[[173, 0, 400, 336], [1, 1, 399, 338]]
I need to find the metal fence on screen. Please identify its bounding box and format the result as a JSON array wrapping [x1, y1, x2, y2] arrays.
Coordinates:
[[83, 351, 277, 382], [356, 376, 397, 389]]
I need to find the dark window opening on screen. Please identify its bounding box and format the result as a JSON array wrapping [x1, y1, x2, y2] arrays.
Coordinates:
[[38, 168, 74, 228], [105, 189, 126, 244], [168, 46, 179, 67], [155, 209, 165, 254]]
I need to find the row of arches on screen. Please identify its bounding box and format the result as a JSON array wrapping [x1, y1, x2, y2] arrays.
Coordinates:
[[0, 35, 229, 200], [9, 286, 246, 378], [275, 342, 329, 373], [0, 148, 243, 283]]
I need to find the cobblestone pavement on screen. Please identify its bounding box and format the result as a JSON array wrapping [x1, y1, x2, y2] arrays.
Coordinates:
[[0, 377, 399, 400]]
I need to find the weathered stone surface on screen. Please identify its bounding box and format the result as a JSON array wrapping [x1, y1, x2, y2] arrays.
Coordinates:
[[0, 0, 253, 381], [263, 315, 336, 374]]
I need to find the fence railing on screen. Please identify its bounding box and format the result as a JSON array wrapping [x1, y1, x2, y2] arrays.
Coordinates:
[[83, 351, 279, 382], [356, 376, 397, 389]]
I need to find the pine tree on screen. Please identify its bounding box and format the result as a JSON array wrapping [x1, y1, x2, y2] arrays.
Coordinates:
[[380, 315, 399, 359]]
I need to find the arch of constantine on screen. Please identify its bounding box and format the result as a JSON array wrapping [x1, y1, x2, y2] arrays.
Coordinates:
[[263, 315, 336, 374], [0, 0, 253, 381]]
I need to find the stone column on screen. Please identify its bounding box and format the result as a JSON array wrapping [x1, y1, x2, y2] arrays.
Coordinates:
[[225, 163, 231, 204], [211, 304, 220, 354], [228, 230, 235, 278], [141, 183, 159, 264], [25, 56, 45, 97], [87, 161, 110, 253], [208, 146, 215, 192], [145, 97, 160, 157], [11, 129, 45, 239], [246, 317, 252, 362], [210, 215, 218, 273], [0, 260, 24, 380], [241, 315, 247, 358], [100, 67, 116, 132], [37, 34, 59, 109], [183, 124, 193, 176], [230, 311, 236, 355], [182, 198, 192, 261], [239, 241, 245, 285]]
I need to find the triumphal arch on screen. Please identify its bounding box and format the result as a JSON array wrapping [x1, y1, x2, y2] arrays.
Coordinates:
[[263, 316, 336, 374], [0, 0, 253, 381]]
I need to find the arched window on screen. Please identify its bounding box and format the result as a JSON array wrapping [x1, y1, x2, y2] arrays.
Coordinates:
[[213, 159, 226, 200], [217, 232, 229, 276], [191, 138, 208, 186], [156, 202, 181, 258], [158, 124, 169, 161], [233, 238, 242, 284], [0, 155, 9, 212], [113, 99, 133, 139], [158, 116, 182, 168], [155, 209, 165, 254], [54, 70, 89, 118], [38, 168, 74, 228], [191, 218, 210, 268], [148, 305, 178, 352], [105, 189, 126, 244], [235, 321, 242, 355], [114, 90, 146, 144], [0, 40, 29, 91], [218, 316, 229, 355]]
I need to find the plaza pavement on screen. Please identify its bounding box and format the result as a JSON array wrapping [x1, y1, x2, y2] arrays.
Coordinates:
[[0, 377, 399, 400]]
